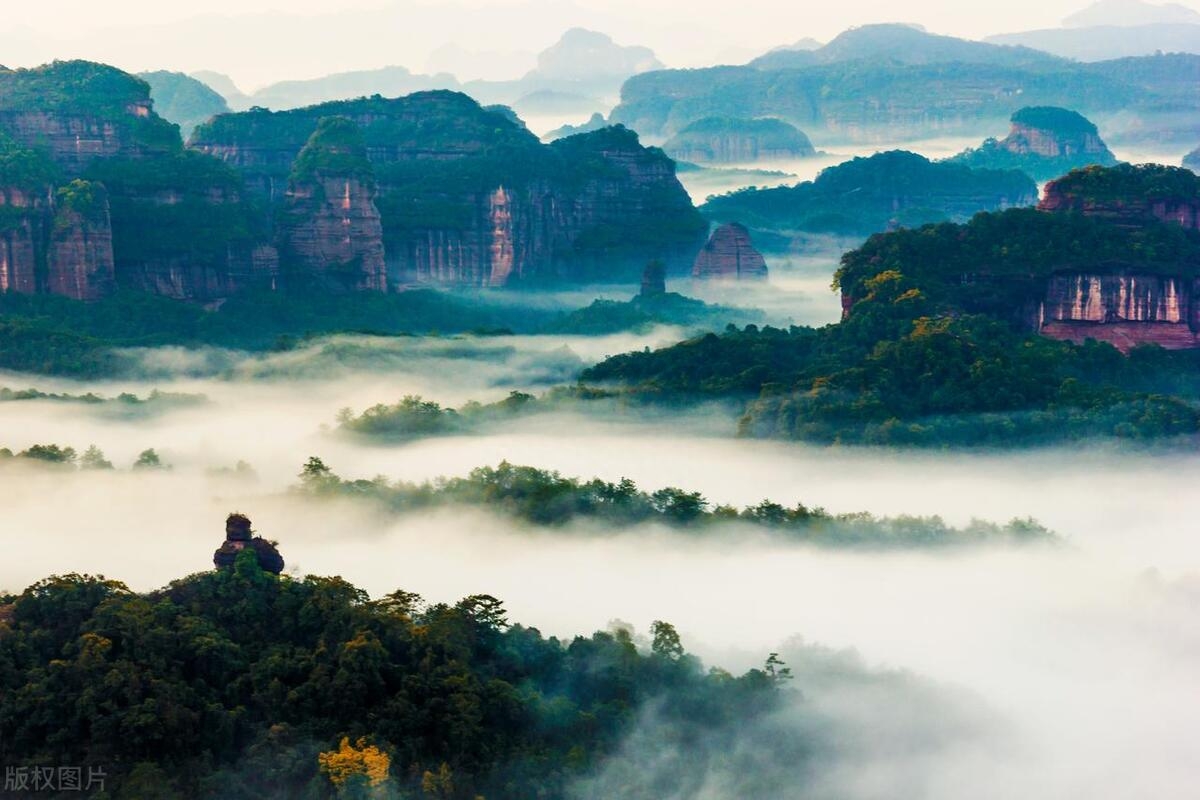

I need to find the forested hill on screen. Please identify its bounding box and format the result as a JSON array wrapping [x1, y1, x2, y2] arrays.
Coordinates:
[[0, 560, 791, 798]]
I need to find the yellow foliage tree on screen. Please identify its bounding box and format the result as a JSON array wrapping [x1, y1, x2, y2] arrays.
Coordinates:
[[318, 737, 391, 790], [421, 762, 454, 798]]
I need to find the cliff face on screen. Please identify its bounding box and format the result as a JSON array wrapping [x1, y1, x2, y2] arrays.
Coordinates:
[[948, 107, 1117, 181], [0, 181, 117, 300], [47, 183, 116, 301], [194, 95, 706, 287], [692, 223, 769, 280], [279, 117, 386, 291], [1038, 273, 1200, 351], [1003, 122, 1109, 159], [0, 186, 43, 294], [0, 62, 273, 303], [1039, 163, 1200, 230]]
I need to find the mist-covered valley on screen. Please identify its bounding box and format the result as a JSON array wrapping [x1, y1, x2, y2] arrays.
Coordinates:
[[2, 319, 1199, 797], [4, 5, 1200, 796]]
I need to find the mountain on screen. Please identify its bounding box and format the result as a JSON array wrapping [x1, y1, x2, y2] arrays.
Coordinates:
[[611, 38, 1198, 144], [525, 28, 661, 82], [947, 107, 1118, 182], [192, 94, 706, 287], [1063, 0, 1200, 26], [662, 117, 816, 163], [985, 23, 1200, 60], [0, 61, 705, 304], [700, 150, 1037, 237], [583, 169, 1200, 445], [188, 71, 248, 106], [0, 61, 272, 302], [217, 29, 658, 115], [749, 24, 1063, 70], [237, 66, 461, 112], [138, 71, 230, 138]]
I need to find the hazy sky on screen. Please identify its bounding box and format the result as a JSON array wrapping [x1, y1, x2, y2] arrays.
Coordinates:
[[3, 0, 1197, 88]]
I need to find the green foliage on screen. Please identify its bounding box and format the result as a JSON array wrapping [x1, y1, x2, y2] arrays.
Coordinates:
[[84, 150, 260, 266], [338, 388, 634, 442], [584, 314, 1200, 447], [664, 116, 815, 157], [0, 130, 58, 191], [0, 567, 785, 798], [293, 459, 1058, 548], [948, 107, 1117, 181], [701, 151, 1037, 235], [132, 448, 166, 470], [290, 116, 376, 186], [834, 207, 1200, 317], [1010, 106, 1100, 135], [54, 179, 107, 221], [138, 70, 230, 139], [0, 60, 182, 153], [1043, 162, 1200, 205], [584, 202, 1200, 448], [544, 291, 762, 335], [17, 443, 76, 464]]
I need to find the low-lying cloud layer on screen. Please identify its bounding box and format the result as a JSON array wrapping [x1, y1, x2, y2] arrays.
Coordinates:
[[0, 330, 1197, 797]]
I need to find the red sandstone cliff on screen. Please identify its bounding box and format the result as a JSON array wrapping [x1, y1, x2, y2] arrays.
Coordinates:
[[277, 118, 386, 292], [1038, 273, 1200, 351], [692, 223, 769, 281], [0, 181, 118, 300]]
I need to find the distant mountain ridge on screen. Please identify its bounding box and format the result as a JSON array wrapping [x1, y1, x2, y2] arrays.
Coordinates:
[[193, 28, 658, 116], [1063, 0, 1200, 27], [749, 23, 1064, 70], [613, 26, 1200, 145]]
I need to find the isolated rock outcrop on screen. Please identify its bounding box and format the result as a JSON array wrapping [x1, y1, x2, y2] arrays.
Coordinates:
[[949, 107, 1117, 181], [278, 117, 386, 291], [640, 259, 666, 295], [213, 513, 284, 574], [692, 223, 768, 281]]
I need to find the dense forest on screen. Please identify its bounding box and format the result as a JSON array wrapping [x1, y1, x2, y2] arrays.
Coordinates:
[[293, 458, 1056, 549], [0, 287, 759, 377], [0, 560, 794, 798], [699, 151, 1036, 236], [582, 202, 1200, 446]]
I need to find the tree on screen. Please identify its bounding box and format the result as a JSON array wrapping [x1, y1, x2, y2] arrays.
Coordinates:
[[80, 445, 114, 470], [132, 448, 165, 470], [650, 620, 684, 662], [764, 652, 793, 684], [318, 737, 391, 795]]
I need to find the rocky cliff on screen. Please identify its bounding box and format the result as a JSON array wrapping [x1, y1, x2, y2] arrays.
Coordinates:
[[663, 117, 816, 164], [948, 107, 1118, 181], [0, 62, 179, 177], [0, 61, 273, 302], [1038, 163, 1200, 231], [1030, 164, 1200, 350], [1038, 273, 1200, 350], [46, 180, 116, 300], [279, 117, 386, 291], [692, 223, 768, 280], [193, 94, 706, 286]]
